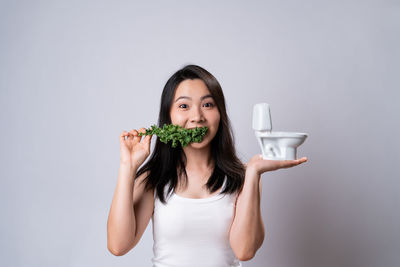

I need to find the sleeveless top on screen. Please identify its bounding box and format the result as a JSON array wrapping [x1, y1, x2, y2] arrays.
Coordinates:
[[151, 176, 242, 267]]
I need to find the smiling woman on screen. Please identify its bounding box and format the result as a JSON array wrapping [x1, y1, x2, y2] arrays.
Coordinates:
[[106, 64, 307, 266], [137, 65, 246, 205], [170, 78, 221, 151]]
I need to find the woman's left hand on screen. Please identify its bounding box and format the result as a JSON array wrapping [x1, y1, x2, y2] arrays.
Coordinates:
[[246, 154, 308, 176]]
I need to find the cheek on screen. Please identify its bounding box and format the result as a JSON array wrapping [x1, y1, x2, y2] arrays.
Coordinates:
[[210, 113, 221, 131], [170, 111, 185, 125], [215, 113, 221, 126]]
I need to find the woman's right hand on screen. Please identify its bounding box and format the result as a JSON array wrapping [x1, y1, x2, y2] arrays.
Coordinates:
[[119, 128, 153, 169]]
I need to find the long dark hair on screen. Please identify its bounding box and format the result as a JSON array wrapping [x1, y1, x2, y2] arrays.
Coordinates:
[[136, 64, 245, 204]]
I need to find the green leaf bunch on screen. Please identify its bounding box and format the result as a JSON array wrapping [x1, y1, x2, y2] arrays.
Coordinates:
[[138, 124, 208, 148]]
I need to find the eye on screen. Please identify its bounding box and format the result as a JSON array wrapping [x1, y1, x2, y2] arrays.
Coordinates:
[[203, 102, 214, 108], [179, 104, 188, 109]]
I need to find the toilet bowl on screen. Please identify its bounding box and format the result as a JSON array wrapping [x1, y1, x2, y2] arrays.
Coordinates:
[[253, 103, 307, 160]]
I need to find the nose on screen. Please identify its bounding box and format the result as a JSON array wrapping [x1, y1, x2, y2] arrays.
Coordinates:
[[190, 106, 205, 123]]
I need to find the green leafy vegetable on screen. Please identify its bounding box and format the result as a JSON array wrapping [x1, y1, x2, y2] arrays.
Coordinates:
[[138, 124, 208, 148]]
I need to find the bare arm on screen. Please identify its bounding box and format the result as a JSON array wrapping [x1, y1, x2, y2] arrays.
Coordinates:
[[107, 163, 137, 255], [230, 155, 307, 261], [107, 128, 153, 256], [229, 168, 265, 261]]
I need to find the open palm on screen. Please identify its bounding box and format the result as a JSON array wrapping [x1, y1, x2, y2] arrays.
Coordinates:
[[247, 154, 308, 175]]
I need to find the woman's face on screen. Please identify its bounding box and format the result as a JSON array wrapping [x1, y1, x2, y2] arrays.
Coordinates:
[[170, 79, 221, 149]]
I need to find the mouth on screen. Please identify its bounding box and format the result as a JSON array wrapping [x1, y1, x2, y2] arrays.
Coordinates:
[[187, 126, 206, 129]]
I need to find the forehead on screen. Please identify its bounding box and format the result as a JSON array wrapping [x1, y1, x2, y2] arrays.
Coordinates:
[[173, 79, 211, 99]]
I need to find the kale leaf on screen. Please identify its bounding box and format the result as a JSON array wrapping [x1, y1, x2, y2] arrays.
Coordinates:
[[138, 124, 208, 148]]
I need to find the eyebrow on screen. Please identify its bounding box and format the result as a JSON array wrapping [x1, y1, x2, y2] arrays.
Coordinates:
[[174, 94, 213, 102]]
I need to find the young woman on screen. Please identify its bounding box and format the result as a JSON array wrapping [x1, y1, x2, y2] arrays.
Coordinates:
[[107, 65, 307, 266]]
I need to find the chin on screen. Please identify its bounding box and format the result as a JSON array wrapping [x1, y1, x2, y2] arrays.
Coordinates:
[[186, 131, 215, 149], [187, 139, 211, 149]]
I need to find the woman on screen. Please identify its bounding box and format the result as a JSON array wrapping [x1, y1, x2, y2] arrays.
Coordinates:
[[107, 65, 307, 266]]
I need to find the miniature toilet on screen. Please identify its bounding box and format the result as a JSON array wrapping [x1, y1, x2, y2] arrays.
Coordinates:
[[253, 103, 308, 160]]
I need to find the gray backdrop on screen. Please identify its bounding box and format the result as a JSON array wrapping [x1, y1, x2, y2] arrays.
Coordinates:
[[1, 1, 399, 266]]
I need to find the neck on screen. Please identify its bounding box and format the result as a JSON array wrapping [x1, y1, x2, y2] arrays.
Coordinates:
[[182, 144, 214, 172]]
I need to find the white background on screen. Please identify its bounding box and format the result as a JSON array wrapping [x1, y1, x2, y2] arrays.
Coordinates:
[[1, 0, 399, 266]]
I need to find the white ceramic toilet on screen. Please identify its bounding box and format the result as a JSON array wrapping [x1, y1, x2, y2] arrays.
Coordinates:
[[253, 103, 308, 160]]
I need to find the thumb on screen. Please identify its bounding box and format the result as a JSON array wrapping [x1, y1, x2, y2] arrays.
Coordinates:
[[143, 134, 153, 146]]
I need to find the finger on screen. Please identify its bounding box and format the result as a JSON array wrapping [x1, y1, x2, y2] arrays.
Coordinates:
[[282, 157, 307, 168], [279, 161, 293, 169], [130, 129, 140, 144], [143, 133, 153, 145], [300, 157, 308, 162], [124, 130, 131, 142], [120, 131, 128, 142], [136, 128, 146, 142], [124, 130, 131, 140], [128, 129, 136, 139], [280, 160, 300, 169], [137, 128, 146, 140], [295, 157, 308, 164], [138, 128, 152, 142]]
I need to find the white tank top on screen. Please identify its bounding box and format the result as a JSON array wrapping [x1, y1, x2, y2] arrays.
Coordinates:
[[151, 176, 242, 267]]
